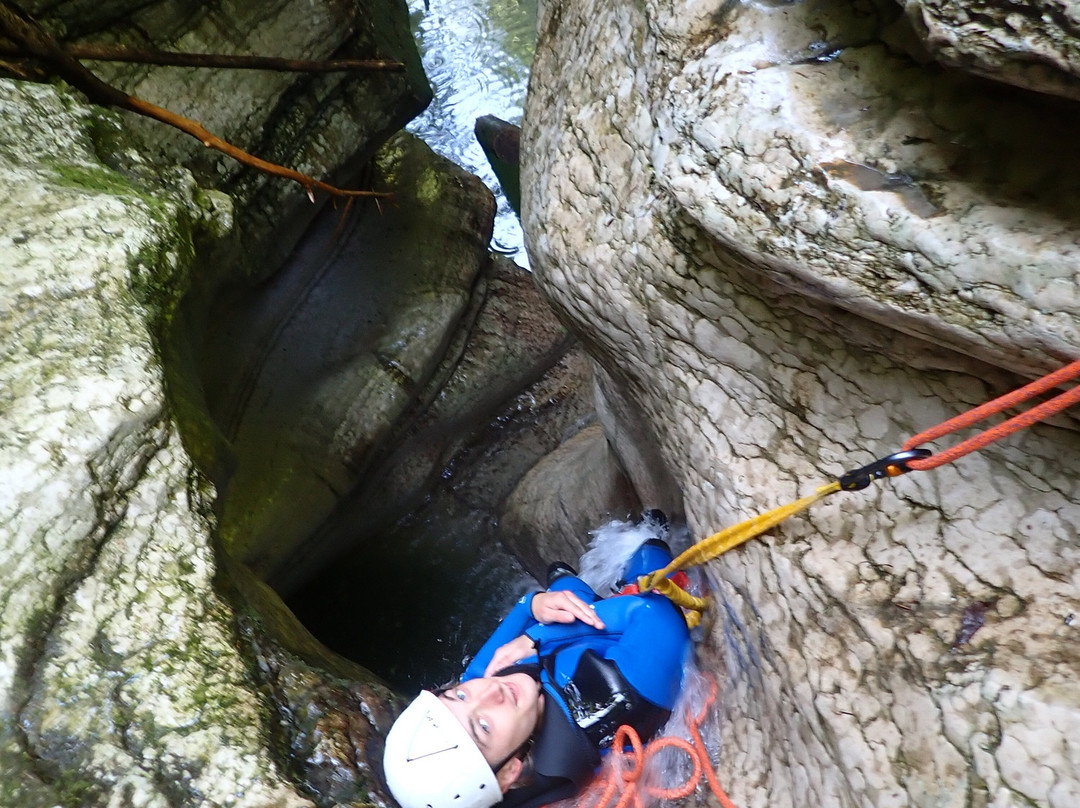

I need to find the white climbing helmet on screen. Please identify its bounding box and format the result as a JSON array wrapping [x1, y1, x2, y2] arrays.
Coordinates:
[[383, 690, 501, 808]]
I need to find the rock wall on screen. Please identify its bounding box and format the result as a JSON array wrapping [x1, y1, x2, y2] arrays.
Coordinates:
[[2, 0, 627, 803], [521, 0, 1080, 805], [0, 77, 314, 808], [900, 0, 1080, 101]]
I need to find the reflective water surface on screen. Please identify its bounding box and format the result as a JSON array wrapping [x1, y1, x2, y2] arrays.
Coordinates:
[[406, 0, 537, 266]]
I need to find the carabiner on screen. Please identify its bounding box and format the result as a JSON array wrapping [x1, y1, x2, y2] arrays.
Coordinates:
[[838, 448, 932, 491]]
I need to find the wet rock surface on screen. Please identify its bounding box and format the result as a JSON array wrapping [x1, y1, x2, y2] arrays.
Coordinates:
[[900, 0, 1080, 101], [2, 1, 615, 804], [283, 253, 606, 691], [0, 77, 312, 808], [501, 422, 641, 577], [201, 131, 500, 586], [522, 0, 1080, 805], [222, 561, 403, 808], [16, 0, 1080, 803]]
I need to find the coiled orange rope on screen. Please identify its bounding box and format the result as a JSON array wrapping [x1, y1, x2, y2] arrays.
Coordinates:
[[579, 677, 736, 808]]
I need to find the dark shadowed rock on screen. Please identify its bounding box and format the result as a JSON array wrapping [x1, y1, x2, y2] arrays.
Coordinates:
[[899, 0, 1080, 101], [475, 114, 522, 215], [500, 423, 641, 579], [199, 131, 498, 584]]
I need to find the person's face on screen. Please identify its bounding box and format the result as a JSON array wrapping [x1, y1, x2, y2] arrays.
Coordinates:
[[439, 672, 544, 781]]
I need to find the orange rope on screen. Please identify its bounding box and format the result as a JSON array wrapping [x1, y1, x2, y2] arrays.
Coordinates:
[[687, 687, 736, 808], [577, 676, 737, 808], [903, 358, 1080, 470]]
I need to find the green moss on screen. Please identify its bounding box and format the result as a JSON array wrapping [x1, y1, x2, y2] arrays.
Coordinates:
[[50, 162, 140, 199], [0, 740, 102, 808], [415, 165, 442, 207], [373, 135, 408, 186], [85, 107, 130, 167], [49, 775, 101, 808], [192, 188, 235, 240], [133, 220, 195, 299]]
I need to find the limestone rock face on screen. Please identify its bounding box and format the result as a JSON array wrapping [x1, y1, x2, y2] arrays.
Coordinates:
[[0, 78, 312, 808], [521, 0, 1080, 805], [199, 129, 610, 597], [900, 0, 1080, 101]]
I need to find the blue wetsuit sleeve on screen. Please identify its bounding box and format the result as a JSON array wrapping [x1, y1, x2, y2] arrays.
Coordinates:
[[465, 577, 600, 681], [524, 583, 620, 648], [527, 594, 690, 710], [462, 592, 539, 681], [525, 618, 595, 647]]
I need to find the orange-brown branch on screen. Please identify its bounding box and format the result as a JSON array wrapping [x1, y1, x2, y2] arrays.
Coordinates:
[[0, 0, 391, 201], [123, 93, 389, 200]]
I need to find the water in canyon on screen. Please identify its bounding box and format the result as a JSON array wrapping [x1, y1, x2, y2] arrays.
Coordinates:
[[406, 0, 536, 267]]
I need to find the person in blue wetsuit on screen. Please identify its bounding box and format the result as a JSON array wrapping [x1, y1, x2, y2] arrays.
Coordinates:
[[383, 529, 692, 808]]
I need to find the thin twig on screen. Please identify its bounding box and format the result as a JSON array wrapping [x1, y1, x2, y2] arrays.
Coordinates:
[[125, 93, 389, 200], [0, 41, 405, 72], [0, 1, 392, 201], [0, 54, 32, 77]]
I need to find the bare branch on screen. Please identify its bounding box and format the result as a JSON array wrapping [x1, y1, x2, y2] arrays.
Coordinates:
[[0, 1, 392, 201], [124, 93, 390, 200], [0, 40, 405, 73]]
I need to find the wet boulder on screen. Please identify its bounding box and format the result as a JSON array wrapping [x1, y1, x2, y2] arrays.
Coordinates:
[[475, 114, 523, 215], [899, 0, 1080, 101], [200, 130, 501, 586], [0, 76, 319, 808], [500, 422, 641, 578]]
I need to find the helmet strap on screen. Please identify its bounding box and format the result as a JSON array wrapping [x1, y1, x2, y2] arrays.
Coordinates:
[[492, 735, 533, 780]]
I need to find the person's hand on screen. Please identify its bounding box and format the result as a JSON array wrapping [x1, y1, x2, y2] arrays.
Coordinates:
[[530, 590, 605, 629], [484, 634, 538, 676]]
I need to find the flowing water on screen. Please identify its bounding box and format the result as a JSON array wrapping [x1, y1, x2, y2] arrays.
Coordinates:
[[406, 0, 537, 267]]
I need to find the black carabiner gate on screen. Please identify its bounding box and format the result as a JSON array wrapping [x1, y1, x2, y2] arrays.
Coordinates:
[[838, 449, 932, 491]]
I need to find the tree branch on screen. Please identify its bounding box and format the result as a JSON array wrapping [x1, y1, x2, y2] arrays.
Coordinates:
[[0, 40, 405, 73], [124, 93, 389, 201], [0, 1, 393, 201]]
